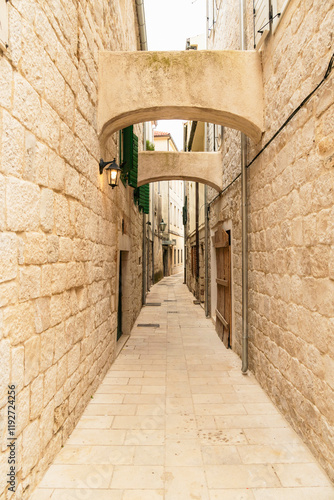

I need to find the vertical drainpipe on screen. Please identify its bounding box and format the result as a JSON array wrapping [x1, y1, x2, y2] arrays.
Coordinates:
[[183, 124, 187, 284], [204, 184, 209, 317], [204, 121, 209, 316], [240, 0, 248, 373], [195, 183, 200, 297], [142, 125, 147, 305], [135, 0, 148, 51], [135, 0, 148, 305], [204, 0, 210, 316], [151, 183, 154, 286]]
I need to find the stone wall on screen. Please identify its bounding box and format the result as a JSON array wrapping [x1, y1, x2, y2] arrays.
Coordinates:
[[0, 1, 143, 498], [209, 0, 334, 482]]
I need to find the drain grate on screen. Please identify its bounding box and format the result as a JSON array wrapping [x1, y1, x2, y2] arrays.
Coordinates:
[[164, 300, 177, 302], [145, 303, 161, 306], [168, 311, 178, 313], [137, 323, 160, 328]]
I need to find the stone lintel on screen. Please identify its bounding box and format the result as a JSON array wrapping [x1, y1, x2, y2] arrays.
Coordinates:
[[138, 151, 223, 191]]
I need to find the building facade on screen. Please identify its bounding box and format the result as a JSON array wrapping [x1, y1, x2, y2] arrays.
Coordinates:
[[202, 0, 334, 481], [0, 1, 147, 497], [184, 122, 207, 302], [0, 0, 333, 495], [154, 131, 184, 276]]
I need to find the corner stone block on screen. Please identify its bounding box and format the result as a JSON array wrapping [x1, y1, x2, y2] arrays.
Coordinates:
[[4, 302, 35, 345], [0, 233, 18, 284], [1, 111, 25, 178], [11, 346, 24, 393], [40, 400, 54, 449], [54, 193, 71, 237], [35, 297, 51, 334], [12, 72, 41, 133], [40, 328, 55, 372], [21, 232, 48, 265], [0, 175, 5, 231], [50, 294, 63, 327], [0, 340, 10, 407], [16, 386, 30, 436], [56, 354, 68, 390], [30, 374, 44, 420], [24, 335, 40, 386], [43, 365, 57, 408], [22, 419, 40, 479], [54, 323, 69, 362], [54, 400, 68, 433], [67, 343, 80, 376], [19, 265, 41, 301], [0, 57, 12, 109], [6, 177, 40, 232], [48, 151, 65, 191], [40, 188, 54, 233], [47, 234, 59, 263], [59, 237, 73, 262], [51, 262, 67, 294]]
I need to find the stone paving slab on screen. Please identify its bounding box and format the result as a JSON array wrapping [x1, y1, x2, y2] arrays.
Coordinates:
[[31, 274, 334, 499]]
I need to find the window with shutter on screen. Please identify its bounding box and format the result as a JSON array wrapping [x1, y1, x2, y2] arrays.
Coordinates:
[[253, 0, 270, 49], [122, 126, 138, 188], [138, 184, 150, 214], [183, 204, 187, 226]]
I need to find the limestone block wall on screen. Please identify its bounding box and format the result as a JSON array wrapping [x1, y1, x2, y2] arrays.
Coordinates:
[[0, 1, 143, 498], [209, 0, 334, 482]]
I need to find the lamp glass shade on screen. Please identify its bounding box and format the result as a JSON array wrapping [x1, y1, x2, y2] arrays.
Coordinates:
[[106, 159, 121, 188], [159, 219, 167, 232]]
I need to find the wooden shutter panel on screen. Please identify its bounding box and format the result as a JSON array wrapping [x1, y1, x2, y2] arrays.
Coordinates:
[[183, 196, 187, 225], [254, 0, 270, 49], [123, 126, 138, 188], [139, 184, 150, 214]]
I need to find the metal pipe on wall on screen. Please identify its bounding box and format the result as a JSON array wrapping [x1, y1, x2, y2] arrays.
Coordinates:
[[240, 0, 248, 374], [135, 0, 148, 51], [204, 184, 209, 317], [204, 116, 209, 317], [136, 0, 147, 305], [142, 124, 147, 305], [183, 124, 187, 284], [151, 184, 154, 285]]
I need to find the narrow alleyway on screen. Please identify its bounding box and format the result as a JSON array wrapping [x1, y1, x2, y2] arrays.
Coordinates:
[[32, 275, 334, 500]]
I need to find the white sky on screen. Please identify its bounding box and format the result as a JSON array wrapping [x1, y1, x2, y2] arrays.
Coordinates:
[[144, 0, 206, 150]]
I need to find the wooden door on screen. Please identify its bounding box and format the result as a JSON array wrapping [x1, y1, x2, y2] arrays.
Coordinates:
[[213, 226, 231, 348]]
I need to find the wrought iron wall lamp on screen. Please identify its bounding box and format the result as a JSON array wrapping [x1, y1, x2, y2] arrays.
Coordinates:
[[159, 219, 167, 233], [99, 158, 126, 188]]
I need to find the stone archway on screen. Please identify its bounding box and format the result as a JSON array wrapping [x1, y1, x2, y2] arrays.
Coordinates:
[[137, 151, 223, 191], [98, 50, 264, 144]]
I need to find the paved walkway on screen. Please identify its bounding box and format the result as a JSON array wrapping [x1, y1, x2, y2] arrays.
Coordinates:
[[32, 274, 334, 499]]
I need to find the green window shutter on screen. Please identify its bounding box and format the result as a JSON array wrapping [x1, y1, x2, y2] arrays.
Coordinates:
[[138, 184, 150, 214], [183, 196, 188, 225], [123, 126, 138, 188]]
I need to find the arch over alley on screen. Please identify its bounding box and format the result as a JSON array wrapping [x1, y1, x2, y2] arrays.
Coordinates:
[[137, 151, 223, 191], [98, 50, 264, 143]]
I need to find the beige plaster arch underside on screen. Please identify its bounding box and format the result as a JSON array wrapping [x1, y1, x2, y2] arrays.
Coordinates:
[[138, 151, 223, 191], [98, 50, 264, 144]]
